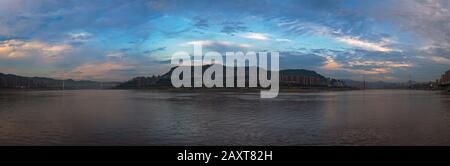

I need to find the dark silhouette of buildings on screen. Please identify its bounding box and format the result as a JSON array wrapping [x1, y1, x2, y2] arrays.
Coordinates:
[[280, 70, 325, 86], [440, 70, 450, 86]]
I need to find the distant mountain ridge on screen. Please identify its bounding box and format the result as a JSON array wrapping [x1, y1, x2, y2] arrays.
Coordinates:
[[280, 69, 325, 78], [0, 73, 117, 89], [116, 65, 342, 88]]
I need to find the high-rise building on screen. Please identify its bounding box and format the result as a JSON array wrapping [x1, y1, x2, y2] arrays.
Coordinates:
[[440, 70, 450, 85]]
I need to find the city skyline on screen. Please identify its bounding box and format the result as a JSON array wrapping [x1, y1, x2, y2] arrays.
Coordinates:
[[1, 0, 450, 82]]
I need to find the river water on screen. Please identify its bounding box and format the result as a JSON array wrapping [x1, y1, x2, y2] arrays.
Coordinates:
[[0, 89, 449, 145]]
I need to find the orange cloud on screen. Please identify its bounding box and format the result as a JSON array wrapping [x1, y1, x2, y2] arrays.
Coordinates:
[[0, 40, 72, 60], [322, 56, 343, 70], [322, 56, 392, 75]]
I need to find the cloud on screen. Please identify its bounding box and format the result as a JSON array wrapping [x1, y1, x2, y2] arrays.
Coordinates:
[[322, 56, 392, 75], [335, 36, 395, 52], [418, 43, 450, 65], [238, 33, 269, 40], [143, 47, 166, 54], [378, 76, 396, 81], [275, 38, 292, 42], [55, 62, 134, 81], [345, 68, 391, 75], [220, 21, 248, 34], [193, 16, 209, 29], [322, 56, 343, 70], [276, 20, 340, 36], [378, 0, 450, 47], [430, 56, 450, 64], [0, 67, 20, 75], [106, 52, 125, 59], [348, 60, 413, 68], [0, 39, 72, 61], [185, 40, 251, 49], [0, 0, 446, 81], [277, 19, 397, 52], [69, 32, 92, 41]]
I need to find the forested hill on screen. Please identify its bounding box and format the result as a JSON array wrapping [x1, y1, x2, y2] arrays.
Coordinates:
[[116, 65, 333, 88]]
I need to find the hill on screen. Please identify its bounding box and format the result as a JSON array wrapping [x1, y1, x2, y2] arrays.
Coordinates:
[[116, 65, 341, 88], [0, 73, 117, 89]]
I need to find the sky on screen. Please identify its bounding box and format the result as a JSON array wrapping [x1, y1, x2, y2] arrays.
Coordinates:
[[0, 0, 449, 82]]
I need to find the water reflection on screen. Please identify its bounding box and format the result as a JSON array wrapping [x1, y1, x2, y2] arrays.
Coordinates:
[[0, 90, 449, 145]]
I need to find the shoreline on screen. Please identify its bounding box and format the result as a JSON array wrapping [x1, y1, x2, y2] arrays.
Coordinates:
[[3, 87, 446, 93]]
